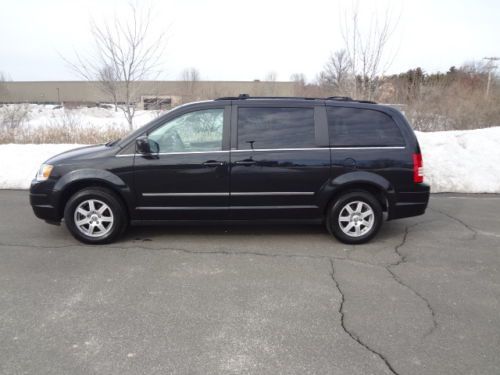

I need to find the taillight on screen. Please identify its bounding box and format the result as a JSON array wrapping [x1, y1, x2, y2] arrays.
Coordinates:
[[413, 153, 424, 183]]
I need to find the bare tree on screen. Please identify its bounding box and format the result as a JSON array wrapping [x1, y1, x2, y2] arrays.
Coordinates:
[[180, 67, 201, 82], [318, 49, 351, 95], [98, 65, 120, 111], [0, 71, 8, 100], [340, 2, 399, 100], [290, 73, 307, 96], [264, 71, 278, 95], [66, 3, 167, 130], [290, 73, 306, 85], [482, 57, 499, 98], [180, 67, 200, 103], [265, 71, 277, 82]]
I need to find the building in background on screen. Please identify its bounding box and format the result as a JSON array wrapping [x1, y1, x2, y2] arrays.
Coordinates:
[[0, 81, 296, 109]]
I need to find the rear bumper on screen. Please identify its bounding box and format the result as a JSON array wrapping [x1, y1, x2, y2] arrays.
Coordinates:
[[388, 183, 430, 220]]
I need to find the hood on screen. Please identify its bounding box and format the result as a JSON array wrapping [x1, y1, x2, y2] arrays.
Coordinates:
[[46, 144, 117, 165]]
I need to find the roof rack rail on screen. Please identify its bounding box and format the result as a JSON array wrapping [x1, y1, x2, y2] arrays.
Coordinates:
[[215, 94, 251, 100], [326, 96, 353, 101], [214, 94, 377, 104], [326, 96, 377, 104], [215, 94, 320, 101]]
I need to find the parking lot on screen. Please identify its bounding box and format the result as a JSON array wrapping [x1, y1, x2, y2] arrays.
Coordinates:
[[0, 190, 499, 375]]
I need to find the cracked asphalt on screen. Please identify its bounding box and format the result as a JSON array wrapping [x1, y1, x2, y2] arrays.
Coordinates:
[[1, 191, 500, 375]]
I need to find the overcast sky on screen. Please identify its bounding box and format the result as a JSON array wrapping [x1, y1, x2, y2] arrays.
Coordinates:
[[1, 0, 499, 82]]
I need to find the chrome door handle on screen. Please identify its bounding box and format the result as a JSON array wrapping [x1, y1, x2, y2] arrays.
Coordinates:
[[202, 161, 225, 167], [235, 160, 256, 166]]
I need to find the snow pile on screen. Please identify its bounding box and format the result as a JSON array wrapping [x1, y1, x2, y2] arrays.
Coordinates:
[[14, 104, 158, 130], [416, 127, 500, 193], [0, 144, 87, 189], [0, 126, 499, 192]]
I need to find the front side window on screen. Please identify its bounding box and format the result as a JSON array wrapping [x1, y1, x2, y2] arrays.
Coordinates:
[[327, 107, 405, 147], [237, 107, 315, 150], [148, 109, 224, 153]]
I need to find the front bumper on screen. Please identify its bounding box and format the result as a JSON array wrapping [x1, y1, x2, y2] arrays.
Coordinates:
[[388, 183, 431, 220], [30, 179, 61, 223]]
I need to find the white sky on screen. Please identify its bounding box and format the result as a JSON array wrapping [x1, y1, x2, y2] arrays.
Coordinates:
[[1, 0, 499, 82]]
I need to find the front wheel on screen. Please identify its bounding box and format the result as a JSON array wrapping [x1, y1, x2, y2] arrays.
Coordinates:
[[64, 187, 127, 244], [326, 191, 383, 244]]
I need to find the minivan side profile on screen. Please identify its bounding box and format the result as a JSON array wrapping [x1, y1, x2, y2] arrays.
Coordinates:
[[30, 96, 430, 244]]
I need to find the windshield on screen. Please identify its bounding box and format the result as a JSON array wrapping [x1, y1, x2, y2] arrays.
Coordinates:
[[117, 112, 170, 148], [117, 102, 215, 148]]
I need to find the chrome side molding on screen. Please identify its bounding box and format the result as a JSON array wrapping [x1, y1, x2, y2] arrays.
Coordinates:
[[142, 192, 315, 197]]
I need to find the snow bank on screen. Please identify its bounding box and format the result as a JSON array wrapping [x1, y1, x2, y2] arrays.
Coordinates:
[[416, 127, 500, 193], [0, 127, 499, 193], [0, 144, 87, 189], [2, 103, 158, 130]]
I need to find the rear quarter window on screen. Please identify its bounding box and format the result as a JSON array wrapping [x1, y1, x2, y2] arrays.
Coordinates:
[[327, 107, 405, 147]]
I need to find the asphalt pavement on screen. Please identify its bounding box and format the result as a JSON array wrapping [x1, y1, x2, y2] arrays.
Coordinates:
[[0, 190, 499, 375]]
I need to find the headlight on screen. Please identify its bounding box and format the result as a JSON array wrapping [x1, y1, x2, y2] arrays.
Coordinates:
[[36, 164, 54, 181]]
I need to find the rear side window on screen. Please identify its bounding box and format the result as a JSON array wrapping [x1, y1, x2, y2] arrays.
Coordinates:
[[237, 107, 315, 150], [327, 107, 405, 147]]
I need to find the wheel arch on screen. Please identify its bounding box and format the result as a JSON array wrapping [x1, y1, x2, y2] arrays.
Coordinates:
[[320, 171, 395, 216], [53, 169, 133, 219]]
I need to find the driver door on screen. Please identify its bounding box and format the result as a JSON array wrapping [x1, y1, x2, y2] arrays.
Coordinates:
[[133, 105, 231, 220]]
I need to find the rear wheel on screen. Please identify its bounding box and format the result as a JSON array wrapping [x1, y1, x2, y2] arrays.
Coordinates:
[[64, 187, 127, 244], [326, 191, 383, 244]]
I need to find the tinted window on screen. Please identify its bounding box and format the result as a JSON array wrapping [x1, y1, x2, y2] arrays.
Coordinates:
[[149, 109, 223, 153], [327, 107, 405, 147], [237, 107, 315, 149]]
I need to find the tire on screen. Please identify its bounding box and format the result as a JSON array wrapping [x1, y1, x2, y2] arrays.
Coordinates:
[[64, 187, 127, 244], [326, 190, 383, 244]]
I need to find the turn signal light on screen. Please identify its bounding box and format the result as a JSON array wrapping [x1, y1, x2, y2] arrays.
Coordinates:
[[36, 164, 54, 181]]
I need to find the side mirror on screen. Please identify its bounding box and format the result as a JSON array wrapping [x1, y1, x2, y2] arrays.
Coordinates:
[[136, 136, 159, 154]]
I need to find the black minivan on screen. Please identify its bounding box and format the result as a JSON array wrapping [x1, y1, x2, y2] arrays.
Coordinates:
[[30, 96, 430, 244]]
